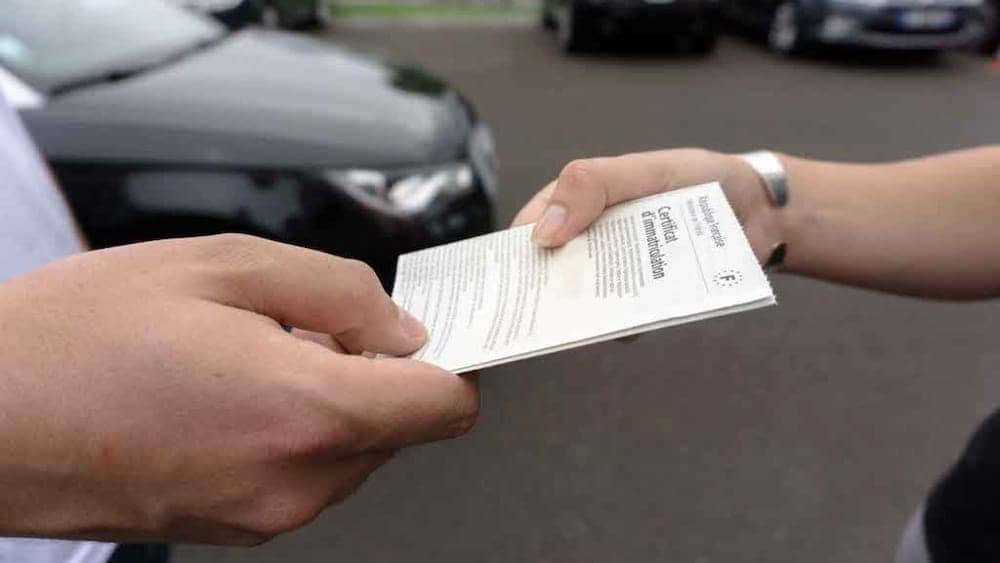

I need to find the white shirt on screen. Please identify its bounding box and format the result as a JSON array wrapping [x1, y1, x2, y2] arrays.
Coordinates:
[[0, 93, 117, 563]]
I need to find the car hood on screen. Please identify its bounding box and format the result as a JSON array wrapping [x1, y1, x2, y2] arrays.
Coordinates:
[[23, 29, 473, 170]]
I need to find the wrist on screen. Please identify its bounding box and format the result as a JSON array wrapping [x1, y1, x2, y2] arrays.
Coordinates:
[[731, 151, 790, 268], [0, 407, 138, 541], [0, 286, 139, 541], [769, 153, 817, 275]]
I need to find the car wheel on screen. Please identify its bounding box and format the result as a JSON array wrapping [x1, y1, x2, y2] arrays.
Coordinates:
[[557, 2, 597, 53], [768, 1, 804, 55]]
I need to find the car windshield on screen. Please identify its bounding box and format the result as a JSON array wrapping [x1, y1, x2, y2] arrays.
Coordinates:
[[0, 0, 225, 93]]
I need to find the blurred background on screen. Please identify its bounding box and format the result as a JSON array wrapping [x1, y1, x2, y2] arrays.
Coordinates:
[[3, 0, 1000, 561]]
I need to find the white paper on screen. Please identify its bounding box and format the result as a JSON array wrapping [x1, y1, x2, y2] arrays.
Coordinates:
[[390, 182, 775, 373]]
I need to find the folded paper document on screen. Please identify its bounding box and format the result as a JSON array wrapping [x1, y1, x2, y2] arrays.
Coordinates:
[[390, 182, 775, 373]]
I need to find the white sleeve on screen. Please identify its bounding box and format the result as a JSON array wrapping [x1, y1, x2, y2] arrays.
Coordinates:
[[0, 90, 118, 563], [0, 89, 84, 282]]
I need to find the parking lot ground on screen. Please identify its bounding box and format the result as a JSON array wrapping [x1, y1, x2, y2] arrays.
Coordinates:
[[180, 26, 1000, 563]]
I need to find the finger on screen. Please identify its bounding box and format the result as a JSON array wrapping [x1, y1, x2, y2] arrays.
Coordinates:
[[199, 235, 426, 356], [291, 328, 346, 353], [317, 354, 479, 452], [530, 149, 727, 248], [511, 180, 556, 227]]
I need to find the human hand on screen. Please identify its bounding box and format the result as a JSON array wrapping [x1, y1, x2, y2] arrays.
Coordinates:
[[513, 149, 785, 264], [0, 234, 477, 545]]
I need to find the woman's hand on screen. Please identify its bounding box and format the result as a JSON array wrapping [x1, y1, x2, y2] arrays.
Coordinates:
[[515, 146, 1000, 299], [513, 148, 784, 265]]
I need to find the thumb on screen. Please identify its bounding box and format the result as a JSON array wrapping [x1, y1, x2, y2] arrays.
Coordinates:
[[530, 150, 726, 248]]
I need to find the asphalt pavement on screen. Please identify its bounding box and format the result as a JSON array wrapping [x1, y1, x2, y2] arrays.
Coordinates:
[[180, 24, 1000, 563]]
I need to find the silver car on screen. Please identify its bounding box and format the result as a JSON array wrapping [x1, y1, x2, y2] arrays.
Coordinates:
[[722, 0, 987, 54]]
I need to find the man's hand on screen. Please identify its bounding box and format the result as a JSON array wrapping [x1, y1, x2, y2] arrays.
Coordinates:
[[513, 148, 784, 264], [0, 234, 478, 545]]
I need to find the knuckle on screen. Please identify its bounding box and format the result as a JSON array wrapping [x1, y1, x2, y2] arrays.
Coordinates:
[[677, 147, 719, 171], [695, 148, 716, 160], [199, 233, 264, 261], [678, 147, 711, 159], [196, 234, 273, 275], [339, 259, 382, 302], [337, 259, 392, 326], [341, 258, 380, 286], [559, 158, 598, 186], [193, 234, 278, 304]]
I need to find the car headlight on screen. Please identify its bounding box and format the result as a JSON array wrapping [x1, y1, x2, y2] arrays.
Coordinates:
[[324, 163, 475, 219]]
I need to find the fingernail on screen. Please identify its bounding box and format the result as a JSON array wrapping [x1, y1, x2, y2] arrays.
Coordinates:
[[399, 307, 427, 343], [531, 203, 566, 246]]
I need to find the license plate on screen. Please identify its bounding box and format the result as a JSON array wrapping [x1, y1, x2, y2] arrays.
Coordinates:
[[896, 9, 957, 30]]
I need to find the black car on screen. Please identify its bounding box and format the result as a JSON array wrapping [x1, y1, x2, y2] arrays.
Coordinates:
[[0, 0, 497, 285], [722, 0, 987, 54], [541, 0, 720, 53], [166, 0, 331, 30]]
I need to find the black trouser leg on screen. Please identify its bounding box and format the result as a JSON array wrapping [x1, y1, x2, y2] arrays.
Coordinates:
[[106, 544, 171, 563]]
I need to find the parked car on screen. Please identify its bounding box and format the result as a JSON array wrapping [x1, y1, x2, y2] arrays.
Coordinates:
[[165, 0, 331, 30], [541, 0, 720, 53], [0, 0, 497, 285], [722, 0, 987, 55]]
